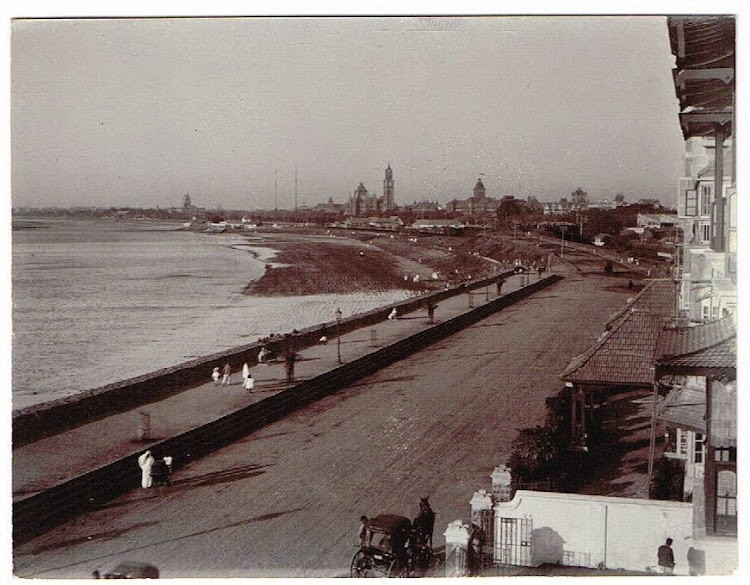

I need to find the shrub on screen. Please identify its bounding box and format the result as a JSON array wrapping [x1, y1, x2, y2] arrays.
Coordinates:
[[508, 425, 563, 482], [649, 456, 685, 500]]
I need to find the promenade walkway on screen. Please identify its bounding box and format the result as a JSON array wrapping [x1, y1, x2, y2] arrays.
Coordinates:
[[14, 249, 653, 579], [13, 271, 534, 499]]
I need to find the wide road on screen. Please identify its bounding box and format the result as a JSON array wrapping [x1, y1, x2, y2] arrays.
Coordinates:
[[14, 253, 637, 578]]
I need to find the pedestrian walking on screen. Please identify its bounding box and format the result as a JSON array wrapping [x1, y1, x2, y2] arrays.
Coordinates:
[[243, 372, 254, 391], [211, 366, 220, 385], [242, 362, 250, 385], [221, 362, 232, 385], [388, 308, 398, 320], [658, 538, 675, 574], [284, 352, 297, 383], [137, 450, 155, 489]]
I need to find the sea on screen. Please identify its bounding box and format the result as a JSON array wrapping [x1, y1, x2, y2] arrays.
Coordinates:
[[11, 219, 411, 411]]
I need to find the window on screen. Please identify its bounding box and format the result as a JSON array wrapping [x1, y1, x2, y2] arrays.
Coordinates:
[[714, 446, 736, 462], [694, 433, 705, 464], [685, 190, 698, 216], [716, 470, 737, 534], [701, 185, 712, 215], [700, 223, 711, 243], [678, 429, 689, 457]]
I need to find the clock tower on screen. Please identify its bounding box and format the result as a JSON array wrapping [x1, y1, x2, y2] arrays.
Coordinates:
[[383, 163, 395, 211]]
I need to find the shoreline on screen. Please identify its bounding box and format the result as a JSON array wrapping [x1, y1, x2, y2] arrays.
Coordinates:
[[12, 222, 540, 411]]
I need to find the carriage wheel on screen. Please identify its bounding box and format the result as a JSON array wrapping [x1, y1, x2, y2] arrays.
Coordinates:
[[386, 559, 408, 578], [350, 550, 370, 578], [415, 546, 432, 572]]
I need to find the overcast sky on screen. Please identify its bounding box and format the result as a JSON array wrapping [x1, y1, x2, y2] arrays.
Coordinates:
[[11, 15, 685, 210]]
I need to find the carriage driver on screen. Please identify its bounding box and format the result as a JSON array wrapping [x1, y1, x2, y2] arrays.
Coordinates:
[[358, 515, 370, 547]]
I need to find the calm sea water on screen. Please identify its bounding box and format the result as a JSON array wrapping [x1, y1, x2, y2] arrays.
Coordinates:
[[11, 220, 409, 410]]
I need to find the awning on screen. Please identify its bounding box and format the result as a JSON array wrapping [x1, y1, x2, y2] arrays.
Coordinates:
[[657, 385, 706, 434]]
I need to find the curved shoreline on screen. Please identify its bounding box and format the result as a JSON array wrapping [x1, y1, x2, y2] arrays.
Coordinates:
[[13, 223, 535, 411]]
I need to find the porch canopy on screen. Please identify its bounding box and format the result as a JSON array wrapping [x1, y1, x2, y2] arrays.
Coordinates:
[[654, 316, 736, 444], [561, 280, 678, 388]]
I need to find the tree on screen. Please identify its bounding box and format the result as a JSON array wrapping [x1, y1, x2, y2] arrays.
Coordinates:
[[507, 425, 562, 481], [496, 196, 523, 228]]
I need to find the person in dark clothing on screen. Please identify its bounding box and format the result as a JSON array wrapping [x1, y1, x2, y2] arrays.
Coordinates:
[[358, 515, 369, 547], [658, 538, 675, 574], [284, 352, 297, 383]]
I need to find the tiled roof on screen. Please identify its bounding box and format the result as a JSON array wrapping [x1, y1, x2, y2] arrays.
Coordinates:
[[605, 280, 677, 330], [657, 385, 706, 433], [561, 312, 669, 385], [562, 280, 677, 385], [657, 338, 736, 370], [654, 317, 736, 360]]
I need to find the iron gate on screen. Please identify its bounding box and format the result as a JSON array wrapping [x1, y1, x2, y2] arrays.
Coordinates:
[[494, 516, 533, 567]]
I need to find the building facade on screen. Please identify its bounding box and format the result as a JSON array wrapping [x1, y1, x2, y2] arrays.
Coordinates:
[[666, 15, 736, 541]]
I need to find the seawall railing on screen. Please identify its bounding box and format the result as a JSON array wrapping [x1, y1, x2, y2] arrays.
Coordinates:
[[12, 271, 517, 446]]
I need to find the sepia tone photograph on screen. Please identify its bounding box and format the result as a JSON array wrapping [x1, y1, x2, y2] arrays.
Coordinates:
[[7, 4, 741, 580]]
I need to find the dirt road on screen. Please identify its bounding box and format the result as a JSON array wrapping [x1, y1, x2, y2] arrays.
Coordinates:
[[14, 257, 637, 578]]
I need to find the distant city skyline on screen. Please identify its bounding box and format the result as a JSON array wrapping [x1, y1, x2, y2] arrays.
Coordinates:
[[12, 16, 686, 210]]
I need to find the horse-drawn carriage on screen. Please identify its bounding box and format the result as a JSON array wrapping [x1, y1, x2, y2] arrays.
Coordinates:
[[350, 501, 434, 578]]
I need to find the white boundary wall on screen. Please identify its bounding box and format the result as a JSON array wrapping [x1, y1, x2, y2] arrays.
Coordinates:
[[495, 490, 699, 574]]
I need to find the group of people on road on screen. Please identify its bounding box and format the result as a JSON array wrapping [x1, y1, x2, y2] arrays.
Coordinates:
[[137, 450, 173, 489], [211, 362, 254, 390]]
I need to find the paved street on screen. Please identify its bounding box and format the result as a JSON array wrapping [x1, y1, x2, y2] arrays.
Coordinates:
[[13, 253, 641, 578]]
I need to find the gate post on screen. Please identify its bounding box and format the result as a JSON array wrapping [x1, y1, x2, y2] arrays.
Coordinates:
[[491, 465, 512, 502], [443, 520, 471, 577], [470, 489, 494, 573]]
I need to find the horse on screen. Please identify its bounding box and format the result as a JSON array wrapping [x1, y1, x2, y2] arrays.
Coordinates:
[[412, 497, 435, 550]]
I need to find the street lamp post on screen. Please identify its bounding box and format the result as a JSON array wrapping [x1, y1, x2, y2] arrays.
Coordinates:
[[335, 308, 342, 364], [560, 226, 567, 259]]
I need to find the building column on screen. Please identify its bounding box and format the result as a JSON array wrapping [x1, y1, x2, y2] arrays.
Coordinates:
[[712, 124, 726, 252], [569, 383, 587, 446]]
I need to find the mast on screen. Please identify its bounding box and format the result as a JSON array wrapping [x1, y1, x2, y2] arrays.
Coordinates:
[[294, 162, 298, 212], [274, 170, 278, 212]]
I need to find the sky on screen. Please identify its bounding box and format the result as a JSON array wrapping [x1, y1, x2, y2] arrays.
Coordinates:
[[9, 14, 690, 210]]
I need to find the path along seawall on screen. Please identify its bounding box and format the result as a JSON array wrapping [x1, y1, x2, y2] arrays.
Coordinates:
[[13, 270, 516, 446], [13, 271, 562, 545]]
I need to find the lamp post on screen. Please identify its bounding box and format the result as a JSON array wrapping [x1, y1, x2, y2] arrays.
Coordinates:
[[560, 225, 567, 259], [335, 307, 342, 364]]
